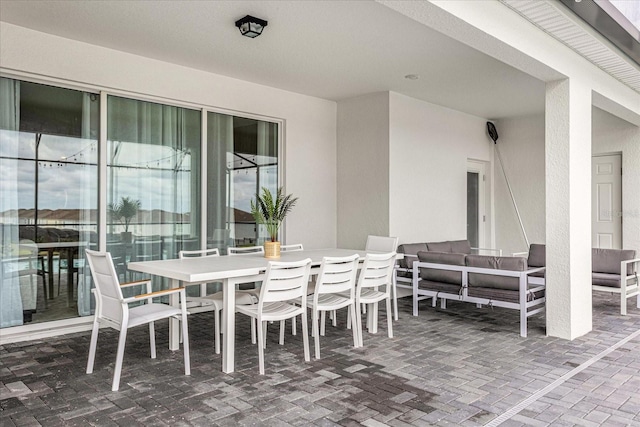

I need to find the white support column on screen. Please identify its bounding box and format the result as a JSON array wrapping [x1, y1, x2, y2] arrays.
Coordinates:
[[545, 78, 593, 340]]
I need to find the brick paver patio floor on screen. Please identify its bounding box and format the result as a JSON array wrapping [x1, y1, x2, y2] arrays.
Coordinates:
[[2, 293, 639, 426]]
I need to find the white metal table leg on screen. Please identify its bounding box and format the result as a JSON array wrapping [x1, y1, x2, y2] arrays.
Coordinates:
[[222, 277, 236, 373], [169, 278, 180, 351]]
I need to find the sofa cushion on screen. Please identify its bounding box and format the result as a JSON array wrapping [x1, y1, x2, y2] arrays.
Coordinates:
[[426, 241, 452, 253], [592, 248, 637, 275], [466, 255, 527, 291], [418, 280, 462, 294], [450, 240, 472, 254], [592, 272, 622, 288], [528, 244, 546, 268], [425, 240, 472, 254], [397, 243, 428, 269], [417, 251, 465, 285], [468, 286, 544, 303]]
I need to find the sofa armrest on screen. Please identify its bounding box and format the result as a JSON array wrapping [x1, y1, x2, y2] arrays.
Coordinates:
[[622, 258, 640, 281], [512, 251, 528, 257]]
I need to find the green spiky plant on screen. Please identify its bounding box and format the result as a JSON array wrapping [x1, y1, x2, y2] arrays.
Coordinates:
[[250, 187, 298, 242], [108, 196, 141, 233]]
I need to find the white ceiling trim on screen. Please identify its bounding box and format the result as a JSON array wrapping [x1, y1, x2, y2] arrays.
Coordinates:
[[501, 0, 640, 93]]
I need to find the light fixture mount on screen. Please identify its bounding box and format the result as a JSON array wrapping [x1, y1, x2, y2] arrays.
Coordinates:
[[235, 15, 268, 38]]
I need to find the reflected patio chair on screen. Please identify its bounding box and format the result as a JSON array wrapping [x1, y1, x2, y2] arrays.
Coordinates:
[[178, 248, 257, 354], [227, 245, 264, 297], [236, 258, 312, 374], [85, 249, 190, 391]]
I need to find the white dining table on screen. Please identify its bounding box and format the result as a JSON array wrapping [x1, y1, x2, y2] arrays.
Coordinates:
[[127, 248, 391, 373]]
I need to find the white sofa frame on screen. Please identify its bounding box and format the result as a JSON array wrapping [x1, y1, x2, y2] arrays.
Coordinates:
[[592, 257, 640, 315], [411, 261, 546, 337]]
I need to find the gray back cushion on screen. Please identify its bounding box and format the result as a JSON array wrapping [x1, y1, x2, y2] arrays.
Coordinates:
[[426, 240, 471, 254], [592, 248, 636, 275], [466, 255, 527, 291], [397, 243, 429, 269], [528, 244, 546, 268], [417, 251, 465, 285]]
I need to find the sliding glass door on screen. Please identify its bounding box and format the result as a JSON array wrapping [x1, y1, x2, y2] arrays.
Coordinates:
[[106, 96, 202, 269], [207, 113, 278, 252], [0, 78, 99, 327], [0, 78, 280, 330]]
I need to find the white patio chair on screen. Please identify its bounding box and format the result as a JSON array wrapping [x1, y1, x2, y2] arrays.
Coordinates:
[[236, 258, 312, 374], [306, 254, 360, 359], [351, 252, 396, 347], [178, 248, 256, 354], [365, 235, 400, 321], [84, 249, 190, 391]]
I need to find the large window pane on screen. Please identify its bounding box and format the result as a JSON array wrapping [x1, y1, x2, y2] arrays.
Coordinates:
[[107, 96, 201, 274], [0, 78, 99, 327], [207, 113, 278, 252]]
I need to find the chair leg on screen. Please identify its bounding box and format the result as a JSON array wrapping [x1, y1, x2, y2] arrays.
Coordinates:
[[350, 302, 359, 348], [112, 327, 128, 392], [346, 306, 352, 329], [257, 319, 265, 375], [86, 320, 100, 374], [386, 297, 393, 338], [263, 322, 268, 349], [300, 311, 310, 362], [251, 318, 257, 344], [291, 316, 297, 335], [312, 309, 321, 359], [279, 320, 285, 345], [149, 321, 156, 359], [332, 310, 337, 327], [355, 301, 364, 347], [320, 311, 326, 336]]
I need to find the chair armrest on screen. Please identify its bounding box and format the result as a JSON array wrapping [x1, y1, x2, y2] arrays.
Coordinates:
[[120, 279, 152, 288], [123, 287, 185, 303]]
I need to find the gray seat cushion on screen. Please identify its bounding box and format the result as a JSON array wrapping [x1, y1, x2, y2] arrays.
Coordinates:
[[417, 251, 466, 285], [592, 248, 637, 275], [468, 287, 544, 303], [397, 243, 428, 269], [466, 255, 527, 291], [592, 272, 622, 288], [418, 280, 461, 294]]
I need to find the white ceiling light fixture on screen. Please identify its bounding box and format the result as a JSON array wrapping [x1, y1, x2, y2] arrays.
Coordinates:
[[235, 15, 268, 38]]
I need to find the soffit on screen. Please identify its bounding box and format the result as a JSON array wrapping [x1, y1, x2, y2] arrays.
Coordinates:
[[0, 0, 546, 119], [502, 0, 640, 94]]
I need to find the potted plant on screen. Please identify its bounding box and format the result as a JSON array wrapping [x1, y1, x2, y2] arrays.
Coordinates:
[[250, 187, 298, 258], [108, 196, 141, 243]]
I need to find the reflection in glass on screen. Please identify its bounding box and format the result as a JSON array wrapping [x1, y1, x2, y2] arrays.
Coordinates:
[[0, 78, 99, 327], [207, 113, 278, 252], [106, 96, 201, 272]]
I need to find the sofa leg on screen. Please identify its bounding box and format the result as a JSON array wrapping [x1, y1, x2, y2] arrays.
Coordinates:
[[621, 289, 627, 316], [431, 297, 437, 308], [476, 303, 482, 308], [440, 299, 446, 309]]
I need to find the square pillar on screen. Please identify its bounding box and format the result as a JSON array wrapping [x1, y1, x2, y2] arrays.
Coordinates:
[[545, 78, 593, 340]]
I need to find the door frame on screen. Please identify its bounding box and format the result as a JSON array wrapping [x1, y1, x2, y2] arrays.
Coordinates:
[[467, 159, 490, 250]]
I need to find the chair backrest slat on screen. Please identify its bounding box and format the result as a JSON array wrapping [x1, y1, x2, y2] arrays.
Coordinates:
[[315, 255, 359, 296], [179, 248, 220, 259], [357, 252, 396, 294], [259, 259, 311, 305], [228, 246, 264, 256]]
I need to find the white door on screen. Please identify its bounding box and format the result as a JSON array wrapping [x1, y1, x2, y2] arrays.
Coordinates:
[[592, 154, 622, 249], [467, 160, 487, 249]]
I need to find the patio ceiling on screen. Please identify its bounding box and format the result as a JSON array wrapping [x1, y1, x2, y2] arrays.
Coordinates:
[[0, 0, 547, 120]]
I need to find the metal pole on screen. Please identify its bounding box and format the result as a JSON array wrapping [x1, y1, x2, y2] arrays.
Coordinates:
[[495, 144, 530, 247]]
